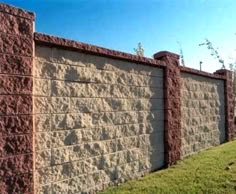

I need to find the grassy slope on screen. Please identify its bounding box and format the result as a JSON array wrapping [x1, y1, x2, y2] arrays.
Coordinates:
[[100, 141, 236, 194]]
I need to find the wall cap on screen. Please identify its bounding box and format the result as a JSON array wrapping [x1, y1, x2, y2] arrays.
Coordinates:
[[34, 32, 166, 68]]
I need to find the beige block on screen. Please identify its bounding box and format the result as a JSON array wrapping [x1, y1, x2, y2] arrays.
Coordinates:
[[52, 180, 68, 194], [67, 177, 84, 194], [51, 130, 73, 148], [69, 83, 87, 97], [100, 153, 116, 169], [102, 98, 126, 111], [94, 70, 117, 84], [35, 149, 51, 168], [117, 137, 138, 151], [33, 78, 50, 96], [51, 80, 70, 97], [51, 163, 72, 182], [87, 172, 101, 187], [35, 167, 52, 185], [51, 146, 72, 165], [116, 123, 139, 137], [90, 84, 111, 98], [103, 139, 117, 154], [35, 132, 51, 150], [85, 142, 104, 157], [80, 128, 93, 142], [34, 60, 68, 79], [70, 144, 87, 161], [51, 48, 87, 66], [34, 114, 51, 132], [92, 112, 114, 126], [83, 157, 101, 173], [66, 113, 92, 129], [113, 111, 137, 125], [65, 66, 93, 82], [70, 98, 104, 113], [51, 114, 67, 130], [68, 176, 87, 193], [92, 126, 116, 141], [51, 113, 92, 130], [33, 97, 51, 114], [51, 97, 70, 113], [35, 184, 52, 194], [70, 160, 85, 177], [110, 84, 131, 98], [35, 45, 53, 61]]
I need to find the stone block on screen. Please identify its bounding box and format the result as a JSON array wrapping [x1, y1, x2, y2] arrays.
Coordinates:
[[0, 54, 32, 75], [51, 130, 72, 148], [0, 95, 32, 115], [0, 34, 32, 56], [35, 132, 51, 150], [0, 134, 32, 157], [51, 163, 72, 182], [51, 97, 69, 113], [51, 146, 72, 165], [34, 114, 51, 132], [33, 97, 51, 114], [0, 12, 33, 36], [51, 47, 87, 66], [70, 98, 104, 113], [35, 184, 52, 194], [52, 180, 68, 194], [51, 80, 70, 97], [68, 176, 87, 193], [33, 78, 50, 96], [35, 167, 52, 185], [70, 144, 86, 161], [35, 149, 51, 168], [92, 126, 116, 141], [0, 115, 32, 136], [0, 173, 33, 194], [0, 154, 32, 177], [0, 75, 32, 95], [35, 46, 53, 61]]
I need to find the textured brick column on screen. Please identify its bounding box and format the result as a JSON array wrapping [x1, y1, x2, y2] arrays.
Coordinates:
[[214, 69, 235, 141], [154, 51, 181, 165], [0, 3, 34, 193]]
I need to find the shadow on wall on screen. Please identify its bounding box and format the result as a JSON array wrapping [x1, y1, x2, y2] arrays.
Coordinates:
[[34, 45, 166, 193]]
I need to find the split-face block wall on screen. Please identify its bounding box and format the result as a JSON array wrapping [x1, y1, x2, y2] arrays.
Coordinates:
[[0, 3, 235, 194]]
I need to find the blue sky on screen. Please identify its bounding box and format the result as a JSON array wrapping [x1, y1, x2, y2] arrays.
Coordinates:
[[2, 0, 236, 72]]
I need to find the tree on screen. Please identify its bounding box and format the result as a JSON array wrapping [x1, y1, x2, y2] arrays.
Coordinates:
[[177, 41, 185, 66], [134, 42, 144, 57], [199, 38, 236, 96], [199, 39, 225, 69]]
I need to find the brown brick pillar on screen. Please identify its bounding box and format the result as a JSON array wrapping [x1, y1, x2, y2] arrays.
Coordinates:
[[0, 3, 34, 193], [214, 69, 235, 141], [154, 51, 181, 166]]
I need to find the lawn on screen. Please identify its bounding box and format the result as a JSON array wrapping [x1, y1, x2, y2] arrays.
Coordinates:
[[100, 140, 236, 194]]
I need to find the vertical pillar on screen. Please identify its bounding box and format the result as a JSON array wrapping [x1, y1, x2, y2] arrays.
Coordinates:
[[154, 51, 181, 165], [214, 69, 235, 141], [0, 3, 34, 193]]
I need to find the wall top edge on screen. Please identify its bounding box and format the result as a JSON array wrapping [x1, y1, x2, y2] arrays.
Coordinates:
[[0, 3, 35, 20], [34, 32, 166, 68], [180, 66, 226, 80]]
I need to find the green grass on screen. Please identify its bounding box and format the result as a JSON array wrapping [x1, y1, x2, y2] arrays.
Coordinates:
[[100, 141, 236, 194]]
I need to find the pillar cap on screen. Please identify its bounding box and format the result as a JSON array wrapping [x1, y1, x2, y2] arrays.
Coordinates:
[[153, 51, 179, 60]]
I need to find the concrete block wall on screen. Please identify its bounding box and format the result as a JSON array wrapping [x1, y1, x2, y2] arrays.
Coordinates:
[[33, 45, 165, 193], [180, 73, 225, 157], [0, 3, 235, 194]]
